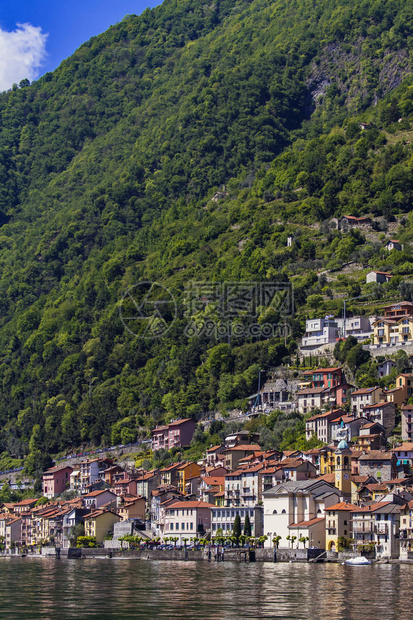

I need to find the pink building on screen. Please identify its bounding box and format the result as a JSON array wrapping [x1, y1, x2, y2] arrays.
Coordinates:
[[113, 478, 138, 497], [152, 419, 196, 451], [42, 465, 73, 499]]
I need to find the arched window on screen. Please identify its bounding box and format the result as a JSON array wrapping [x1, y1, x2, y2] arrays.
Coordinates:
[[336, 456, 341, 466], [281, 509, 286, 514], [273, 510, 277, 514], [344, 456, 349, 466]]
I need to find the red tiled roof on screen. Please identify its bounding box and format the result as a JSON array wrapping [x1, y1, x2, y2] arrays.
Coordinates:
[[84, 489, 115, 497], [392, 443, 413, 452], [359, 450, 393, 461], [167, 500, 215, 509], [298, 387, 327, 395], [303, 367, 342, 374], [326, 502, 358, 511], [316, 473, 335, 484], [224, 444, 261, 452], [351, 387, 381, 396], [43, 465, 73, 475], [351, 502, 392, 513], [289, 517, 325, 528], [201, 476, 225, 486], [168, 418, 193, 427], [14, 498, 39, 506], [362, 402, 393, 409]]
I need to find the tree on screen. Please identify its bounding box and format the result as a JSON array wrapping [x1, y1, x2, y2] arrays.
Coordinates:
[[346, 344, 370, 373], [69, 523, 85, 547], [244, 513, 252, 537], [76, 536, 97, 548], [299, 536, 309, 548], [272, 535, 281, 548], [233, 514, 241, 543]]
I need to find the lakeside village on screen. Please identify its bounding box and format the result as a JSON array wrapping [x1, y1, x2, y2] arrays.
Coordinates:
[[5, 301, 413, 561]]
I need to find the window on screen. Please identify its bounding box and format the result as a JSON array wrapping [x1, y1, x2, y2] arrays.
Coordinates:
[[170, 523, 174, 530], [282, 509, 286, 514], [190, 523, 193, 530], [182, 523, 185, 530]]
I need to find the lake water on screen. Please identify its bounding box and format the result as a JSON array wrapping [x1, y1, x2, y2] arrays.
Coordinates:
[[0, 558, 411, 619]]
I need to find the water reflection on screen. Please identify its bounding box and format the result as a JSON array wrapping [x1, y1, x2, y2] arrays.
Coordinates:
[[0, 558, 411, 619]]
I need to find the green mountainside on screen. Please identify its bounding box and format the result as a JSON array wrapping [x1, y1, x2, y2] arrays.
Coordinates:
[[0, 0, 413, 470]]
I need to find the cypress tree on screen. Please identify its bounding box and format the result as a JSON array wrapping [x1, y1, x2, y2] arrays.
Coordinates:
[[233, 514, 241, 542], [244, 513, 252, 537]]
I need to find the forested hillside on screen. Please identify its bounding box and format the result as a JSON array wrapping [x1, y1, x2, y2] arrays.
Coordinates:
[[0, 0, 413, 470]]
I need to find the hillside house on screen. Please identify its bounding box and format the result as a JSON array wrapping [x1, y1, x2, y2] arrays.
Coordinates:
[[42, 465, 73, 499], [351, 387, 384, 417], [358, 451, 397, 482], [362, 402, 396, 437], [151, 419, 196, 451], [305, 409, 345, 443], [401, 405, 413, 442], [386, 240, 402, 252], [383, 302, 413, 319], [301, 318, 339, 350], [366, 271, 392, 284], [339, 215, 372, 231]]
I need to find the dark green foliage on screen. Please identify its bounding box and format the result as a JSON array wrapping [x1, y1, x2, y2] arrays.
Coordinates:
[[244, 513, 252, 537], [233, 514, 241, 542], [0, 0, 411, 462]]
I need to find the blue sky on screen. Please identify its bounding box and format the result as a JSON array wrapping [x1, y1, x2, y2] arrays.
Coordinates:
[[0, 0, 161, 91]]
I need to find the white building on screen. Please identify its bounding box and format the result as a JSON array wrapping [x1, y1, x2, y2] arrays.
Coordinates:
[[163, 500, 214, 543], [351, 501, 401, 559], [335, 315, 372, 340], [301, 318, 339, 350], [211, 506, 263, 537], [351, 386, 384, 416], [262, 479, 340, 547]]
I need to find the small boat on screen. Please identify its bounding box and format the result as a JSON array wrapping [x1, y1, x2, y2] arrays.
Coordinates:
[[343, 556, 371, 565]]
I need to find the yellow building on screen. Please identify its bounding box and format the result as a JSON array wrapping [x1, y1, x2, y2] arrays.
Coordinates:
[[373, 319, 398, 345], [373, 317, 413, 346], [397, 317, 413, 344], [177, 462, 202, 495], [84, 510, 121, 543], [325, 502, 357, 552], [396, 374, 413, 398], [334, 438, 352, 499], [117, 496, 146, 521], [319, 446, 336, 475]]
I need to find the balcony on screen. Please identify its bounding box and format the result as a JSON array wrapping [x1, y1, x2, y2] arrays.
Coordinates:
[[353, 522, 374, 534], [374, 524, 389, 536]]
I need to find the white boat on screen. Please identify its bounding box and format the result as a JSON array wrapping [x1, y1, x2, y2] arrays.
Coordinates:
[[343, 556, 372, 565]]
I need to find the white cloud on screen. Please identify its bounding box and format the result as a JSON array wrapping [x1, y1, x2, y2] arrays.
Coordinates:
[[0, 23, 48, 92]]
